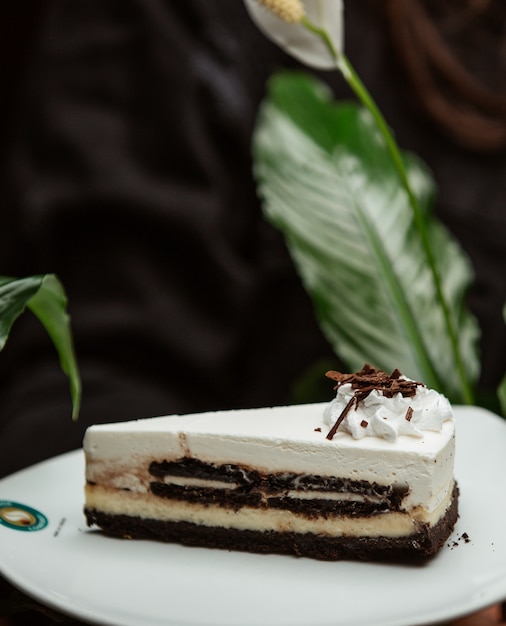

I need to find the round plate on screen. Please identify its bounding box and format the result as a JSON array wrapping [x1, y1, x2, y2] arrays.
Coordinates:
[[0, 405, 505, 626]]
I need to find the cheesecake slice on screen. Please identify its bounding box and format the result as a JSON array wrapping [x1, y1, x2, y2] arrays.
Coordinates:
[[84, 365, 458, 560]]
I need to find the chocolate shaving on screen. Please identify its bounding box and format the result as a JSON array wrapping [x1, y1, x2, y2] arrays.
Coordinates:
[[405, 407, 414, 422], [325, 364, 424, 440], [360, 420, 368, 428], [326, 396, 355, 440]]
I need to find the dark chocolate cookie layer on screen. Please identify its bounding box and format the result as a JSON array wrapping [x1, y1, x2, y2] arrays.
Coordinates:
[[147, 457, 409, 517]]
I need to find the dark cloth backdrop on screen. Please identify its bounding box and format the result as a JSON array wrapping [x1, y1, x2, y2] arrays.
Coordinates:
[[0, 0, 505, 478]]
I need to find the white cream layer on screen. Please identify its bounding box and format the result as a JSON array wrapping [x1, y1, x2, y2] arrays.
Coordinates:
[[84, 403, 456, 513]]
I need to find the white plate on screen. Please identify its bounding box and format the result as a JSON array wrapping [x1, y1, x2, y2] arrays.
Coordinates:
[[0, 405, 505, 626]]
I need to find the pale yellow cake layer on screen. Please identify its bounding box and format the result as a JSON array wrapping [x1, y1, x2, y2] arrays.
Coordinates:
[[85, 481, 455, 539]]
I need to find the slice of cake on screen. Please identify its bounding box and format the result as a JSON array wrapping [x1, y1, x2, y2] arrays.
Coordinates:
[[84, 365, 458, 561]]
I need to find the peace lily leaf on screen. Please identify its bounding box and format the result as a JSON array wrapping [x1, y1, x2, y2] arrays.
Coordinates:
[[252, 72, 480, 403], [498, 305, 506, 416], [499, 371, 506, 417], [0, 274, 81, 419], [243, 0, 343, 70], [0, 276, 41, 350]]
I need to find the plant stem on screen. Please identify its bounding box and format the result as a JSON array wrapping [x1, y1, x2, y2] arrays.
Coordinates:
[[302, 17, 474, 404]]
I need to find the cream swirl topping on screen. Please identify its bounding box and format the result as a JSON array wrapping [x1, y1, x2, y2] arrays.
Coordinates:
[[323, 365, 454, 442]]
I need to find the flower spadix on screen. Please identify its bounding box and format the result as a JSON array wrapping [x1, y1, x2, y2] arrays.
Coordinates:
[[244, 0, 344, 70]]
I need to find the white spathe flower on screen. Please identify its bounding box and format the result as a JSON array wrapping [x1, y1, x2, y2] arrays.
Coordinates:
[[243, 0, 344, 70]]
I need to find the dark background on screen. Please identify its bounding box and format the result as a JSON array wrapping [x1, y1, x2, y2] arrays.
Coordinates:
[[0, 0, 505, 480], [0, 3, 505, 624]]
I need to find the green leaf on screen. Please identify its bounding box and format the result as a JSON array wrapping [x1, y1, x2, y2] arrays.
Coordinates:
[[0, 275, 43, 350], [498, 375, 506, 417], [252, 72, 480, 403], [498, 305, 506, 417], [0, 275, 81, 419]]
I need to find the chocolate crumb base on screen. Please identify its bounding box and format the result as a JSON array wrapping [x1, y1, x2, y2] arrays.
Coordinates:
[[85, 484, 458, 562]]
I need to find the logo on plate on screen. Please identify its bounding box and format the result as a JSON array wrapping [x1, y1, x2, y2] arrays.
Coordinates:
[[0, 501, 48, 532]]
